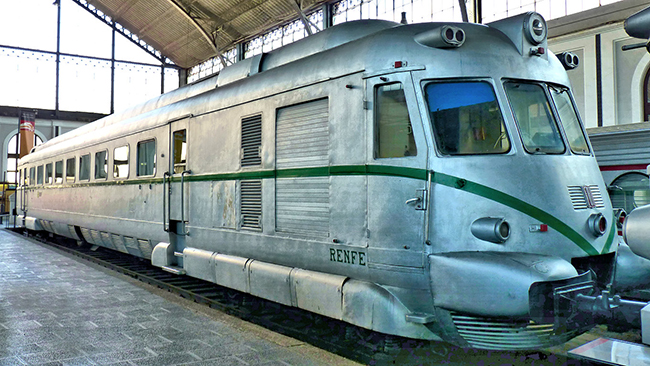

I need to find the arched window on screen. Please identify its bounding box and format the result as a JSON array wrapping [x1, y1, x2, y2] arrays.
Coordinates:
[[7, 133, 43, 184], [644, 67, 650, 122], [608, 172, 650, 213]]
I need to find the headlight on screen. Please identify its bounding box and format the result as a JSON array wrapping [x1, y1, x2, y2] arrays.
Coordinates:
[[524, 12, 547, 45]]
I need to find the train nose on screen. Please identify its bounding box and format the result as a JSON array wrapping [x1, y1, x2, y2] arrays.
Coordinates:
[[623, 204, 650, 260]]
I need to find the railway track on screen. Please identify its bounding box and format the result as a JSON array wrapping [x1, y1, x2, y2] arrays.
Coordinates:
[[12, 228, 612, 365]]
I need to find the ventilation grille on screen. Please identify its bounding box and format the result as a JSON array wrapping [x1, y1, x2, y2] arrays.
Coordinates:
[[568, 185, 605, 210], [451, 313, 581, 350], [241, 180, 262, 231], [241, 114, 262, 167]]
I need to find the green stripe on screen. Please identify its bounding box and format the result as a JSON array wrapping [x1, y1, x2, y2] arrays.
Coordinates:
[[432, 172, 601, 256], [25, 164, 612, 256]]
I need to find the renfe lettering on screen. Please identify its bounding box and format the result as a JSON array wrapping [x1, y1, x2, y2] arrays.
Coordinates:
[[329, 248, 366, 266]]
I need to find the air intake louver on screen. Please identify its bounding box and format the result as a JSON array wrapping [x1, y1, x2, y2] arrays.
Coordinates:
[[241, 115, 262, 167], [568, 185, 605, 210], [241, 180, 262, 231]]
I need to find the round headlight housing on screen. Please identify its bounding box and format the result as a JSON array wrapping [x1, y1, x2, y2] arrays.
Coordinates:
[[524, 12, 547, 45], [588, 213, 607, 237]]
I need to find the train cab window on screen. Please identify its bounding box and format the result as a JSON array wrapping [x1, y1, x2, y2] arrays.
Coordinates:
[[66, 158, 75, 183], [45, 163, 53, 184], [173, 130, 187, 174], [30, 167, 35, 185], [113, 145, 129, 179], [504, 82, 565, 154], [549, 86, 589, 155], [137, 140, 156, 176], [375, 83, 417, 158], [79, 154, 90, 181], [37, 166, 43, 185], [55, 161, 63, 184], [94, 151, 108, 179], [425, 81, 510, 155]]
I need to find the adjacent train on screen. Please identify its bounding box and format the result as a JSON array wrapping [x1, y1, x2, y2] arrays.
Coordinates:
[[16, 10, 650, 350]]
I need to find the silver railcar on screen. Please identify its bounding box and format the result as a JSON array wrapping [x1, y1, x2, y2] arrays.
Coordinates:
[[17, 13, 635, 350]]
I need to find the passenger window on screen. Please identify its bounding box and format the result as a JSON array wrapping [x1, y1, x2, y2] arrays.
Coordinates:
[[45, 163, 53, 184], [79, 154, 90, 181], [37, 166, 43, 185], [66, 158, 75, 183], [95, 151, 108, 179], [425, 81, 510, 155], [55, 161, 63, 183], [173, 130, 187, 174], [29, 167, 35, 185], [375, 83, 417, 158], [137, 140, 156, 176], [113, 145, 129, 179]]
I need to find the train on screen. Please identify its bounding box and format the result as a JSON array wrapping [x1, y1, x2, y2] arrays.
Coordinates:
[[15, 8, 650, 351]]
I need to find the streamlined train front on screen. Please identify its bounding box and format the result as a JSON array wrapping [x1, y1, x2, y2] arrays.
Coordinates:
[[399, 13, 622, 349]]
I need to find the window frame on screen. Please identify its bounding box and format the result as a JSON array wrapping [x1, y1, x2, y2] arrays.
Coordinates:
[[94, 150, 108, 180], [136, 139, 156, 177], [66, 157, 76, 183], [45, 162, 53, 185], [55, 160, 64, 184], [373, 82, 418, 159], [503, 80, 567, 155], [79, 153, 91, 181], [113, 144, 130, 179], [423, 78, 512, 156]]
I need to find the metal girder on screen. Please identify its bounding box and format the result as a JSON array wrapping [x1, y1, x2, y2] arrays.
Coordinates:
[[71, 0, 172, 64], [289, 0, 320, 36]]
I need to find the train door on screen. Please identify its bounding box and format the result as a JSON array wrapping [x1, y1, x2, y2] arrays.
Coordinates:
[[365, 72, 430, 269], [165, 118, 191, 254]]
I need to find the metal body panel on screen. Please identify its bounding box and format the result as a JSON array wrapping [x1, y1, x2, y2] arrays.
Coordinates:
[[429, 252, 578, 317], [16, 17, 623, 349]]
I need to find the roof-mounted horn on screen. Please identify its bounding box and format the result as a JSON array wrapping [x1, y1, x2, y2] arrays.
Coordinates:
[[415, 25, 466, 49]]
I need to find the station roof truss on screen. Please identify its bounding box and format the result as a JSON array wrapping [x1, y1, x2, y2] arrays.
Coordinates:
[[84, 0, 331, 69]]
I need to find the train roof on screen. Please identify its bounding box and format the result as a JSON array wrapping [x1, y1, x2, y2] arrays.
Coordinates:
[[587, 122, 650, 136], [22, 15, 569, 165]]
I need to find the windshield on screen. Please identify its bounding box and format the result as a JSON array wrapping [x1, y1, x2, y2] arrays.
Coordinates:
[[504, 82, 565, 154], [425, 81, 510, 155], [549, 86, 590, 154]]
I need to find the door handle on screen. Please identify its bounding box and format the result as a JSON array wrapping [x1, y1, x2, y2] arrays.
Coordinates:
[[405, 197, 422, 205]]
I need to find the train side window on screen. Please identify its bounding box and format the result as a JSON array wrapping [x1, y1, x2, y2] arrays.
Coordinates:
[[55, 161, 63, 184], [137, 140, 156, 176], [30, 167, 35, 185], [45, 163, 53, 184], [37, 166, 43, 185], [425, 81, 510, 155], [114, 145, 129, 179], [94, 150, 108, 180], [79, 154, 90, 181], [66, 158, 75, 183], [173, 130, 187, 174], [375, 83, 417, 158]]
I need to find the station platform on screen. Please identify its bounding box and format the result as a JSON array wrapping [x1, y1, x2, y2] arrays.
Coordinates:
[[0, 230, 359, 366]]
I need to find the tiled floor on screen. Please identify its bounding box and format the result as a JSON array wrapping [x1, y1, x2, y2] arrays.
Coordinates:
[[0, 230, 358, 366]]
